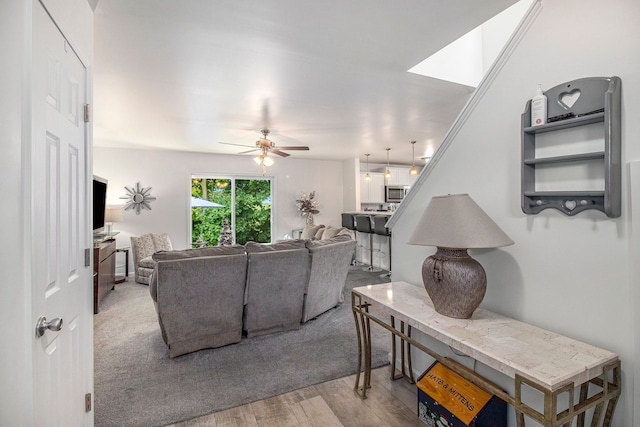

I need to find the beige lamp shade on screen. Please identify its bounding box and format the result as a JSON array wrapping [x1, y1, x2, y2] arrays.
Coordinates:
[[407, 193, 513, 249], [104, 207, 123, 223]]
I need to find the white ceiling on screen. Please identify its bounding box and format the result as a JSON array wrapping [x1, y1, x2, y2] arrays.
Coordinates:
[[93, 0, 518, 165]]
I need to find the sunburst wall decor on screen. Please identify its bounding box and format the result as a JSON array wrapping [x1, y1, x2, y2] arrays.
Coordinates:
[[120, 182, 156, 214]]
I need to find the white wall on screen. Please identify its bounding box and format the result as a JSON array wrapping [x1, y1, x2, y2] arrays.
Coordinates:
[[93, 147, 345, 270], [391, 0, 639, 425], [0, 1, 32, 424], [631, 161, 640, 420], [342, 158, 360, 212]]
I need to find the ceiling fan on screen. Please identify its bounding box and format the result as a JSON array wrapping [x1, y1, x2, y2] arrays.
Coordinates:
[[219, 129, 309, 162]]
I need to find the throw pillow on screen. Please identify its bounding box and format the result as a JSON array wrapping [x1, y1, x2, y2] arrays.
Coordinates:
[[300, 224, 325, 240], [320, 226, 343, 240], [245, 240, 307, 253], [336, 228, 355, 240], [314, 227, 326, 240]]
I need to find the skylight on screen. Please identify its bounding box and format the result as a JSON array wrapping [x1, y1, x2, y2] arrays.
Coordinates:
[[408, 0, 531, 87]]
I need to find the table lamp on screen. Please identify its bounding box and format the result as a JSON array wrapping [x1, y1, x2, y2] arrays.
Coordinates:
[[407, 194, 513, 318], [104, 207, 123, 236]]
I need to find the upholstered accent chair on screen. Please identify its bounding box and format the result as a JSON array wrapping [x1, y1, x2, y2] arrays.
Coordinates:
[[130, 233, 172, 284]]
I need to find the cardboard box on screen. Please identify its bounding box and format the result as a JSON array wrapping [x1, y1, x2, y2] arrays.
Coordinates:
[[417, 361, 506, 427]]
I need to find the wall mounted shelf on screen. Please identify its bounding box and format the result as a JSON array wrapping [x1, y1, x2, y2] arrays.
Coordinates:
[[521, 76, 621, 217]]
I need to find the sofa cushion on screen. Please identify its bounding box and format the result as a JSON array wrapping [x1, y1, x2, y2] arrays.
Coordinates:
[[336, 227, 355, 239], [149, 245, 247, 302], [245, 240, 307, 253], [305, 234, 353, 248], [152, 245, 245, 261], [320, 226, 343, 240], [300, 224, 325, 240], [139, 256, 156, 268]]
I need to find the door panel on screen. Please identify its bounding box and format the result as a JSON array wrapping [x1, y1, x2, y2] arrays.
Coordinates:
[[33, 3, 91, 425]]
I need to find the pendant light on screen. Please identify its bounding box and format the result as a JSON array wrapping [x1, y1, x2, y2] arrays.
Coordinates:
[[409, 141, 418, 176], [385, 148, 392, 179], [364, 154, 371, 181]]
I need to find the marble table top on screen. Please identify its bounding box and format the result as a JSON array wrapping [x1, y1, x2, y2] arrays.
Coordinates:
[[352, 281, 619, 391]]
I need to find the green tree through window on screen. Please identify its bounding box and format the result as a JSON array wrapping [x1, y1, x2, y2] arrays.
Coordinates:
[[191, 177, 271, 245]]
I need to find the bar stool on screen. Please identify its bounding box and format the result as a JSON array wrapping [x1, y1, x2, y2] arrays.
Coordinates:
[[355, 214, 380, 272], [341, 213, 358, 265], [373, 215, 392, 278]]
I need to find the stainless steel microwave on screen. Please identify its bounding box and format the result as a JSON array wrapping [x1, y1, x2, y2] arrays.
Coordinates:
[[385, 186, 408, 203]]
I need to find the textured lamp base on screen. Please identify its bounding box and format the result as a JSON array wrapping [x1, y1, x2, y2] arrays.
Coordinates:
[[421, 248, 486, 319]]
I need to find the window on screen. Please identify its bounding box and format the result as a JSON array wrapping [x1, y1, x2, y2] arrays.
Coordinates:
[[191, 176, 272, 246]]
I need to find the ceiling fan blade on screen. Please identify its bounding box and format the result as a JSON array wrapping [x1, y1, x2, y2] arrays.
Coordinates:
[[276, 146, 309, 151], [219, 141, 255, 148], [270, 149, 290, 157], [238, 148, 260, 154]]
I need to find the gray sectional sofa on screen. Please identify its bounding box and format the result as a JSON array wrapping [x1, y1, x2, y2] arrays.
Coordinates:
[[149, 233, 356, 358]]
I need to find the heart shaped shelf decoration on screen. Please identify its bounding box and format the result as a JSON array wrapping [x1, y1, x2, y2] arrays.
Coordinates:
[[559, 88, 581, 109]]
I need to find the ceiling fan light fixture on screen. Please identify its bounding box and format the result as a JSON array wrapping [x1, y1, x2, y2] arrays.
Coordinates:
[[220, 128, 309, 164]]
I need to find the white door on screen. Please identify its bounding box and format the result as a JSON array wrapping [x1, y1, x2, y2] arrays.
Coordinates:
[[33, 2, 92, 425]]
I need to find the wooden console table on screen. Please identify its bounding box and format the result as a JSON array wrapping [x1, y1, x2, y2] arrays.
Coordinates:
[[352, 282, 621, 427]]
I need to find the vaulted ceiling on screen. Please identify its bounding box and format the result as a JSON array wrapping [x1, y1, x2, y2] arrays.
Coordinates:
[[93, 0, 518, 165]]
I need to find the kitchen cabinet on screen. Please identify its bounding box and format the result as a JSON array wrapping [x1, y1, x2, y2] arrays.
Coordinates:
[[383, 166, 413, 187], [360, 172, 385, 203]]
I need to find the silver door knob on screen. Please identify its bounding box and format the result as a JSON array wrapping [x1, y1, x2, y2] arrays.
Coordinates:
[[35, 316, 63, 338]]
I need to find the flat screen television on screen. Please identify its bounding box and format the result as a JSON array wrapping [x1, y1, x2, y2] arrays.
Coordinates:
[[93, 175, 108, 236]]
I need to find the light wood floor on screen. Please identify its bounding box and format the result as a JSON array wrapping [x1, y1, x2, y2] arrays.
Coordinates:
[[169, 366, 422, 427]]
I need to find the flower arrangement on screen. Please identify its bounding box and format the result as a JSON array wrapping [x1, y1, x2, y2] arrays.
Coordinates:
[[296, 191, 320, 225]]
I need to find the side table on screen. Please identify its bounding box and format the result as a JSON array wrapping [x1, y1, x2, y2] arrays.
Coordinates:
[[114, 247, 130, 284]]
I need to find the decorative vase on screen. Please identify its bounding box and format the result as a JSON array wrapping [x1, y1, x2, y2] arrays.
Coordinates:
[[306, 213, 314, 225], [421, 247, 486, 319]]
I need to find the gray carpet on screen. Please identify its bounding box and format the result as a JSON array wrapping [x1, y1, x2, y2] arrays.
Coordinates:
[[94, 267, 391, 427]]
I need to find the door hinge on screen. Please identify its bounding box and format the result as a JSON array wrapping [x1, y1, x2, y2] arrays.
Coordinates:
[[84, 104, 90, 123], [85, 393, 92, 412], [85, 248, 91, 267]]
